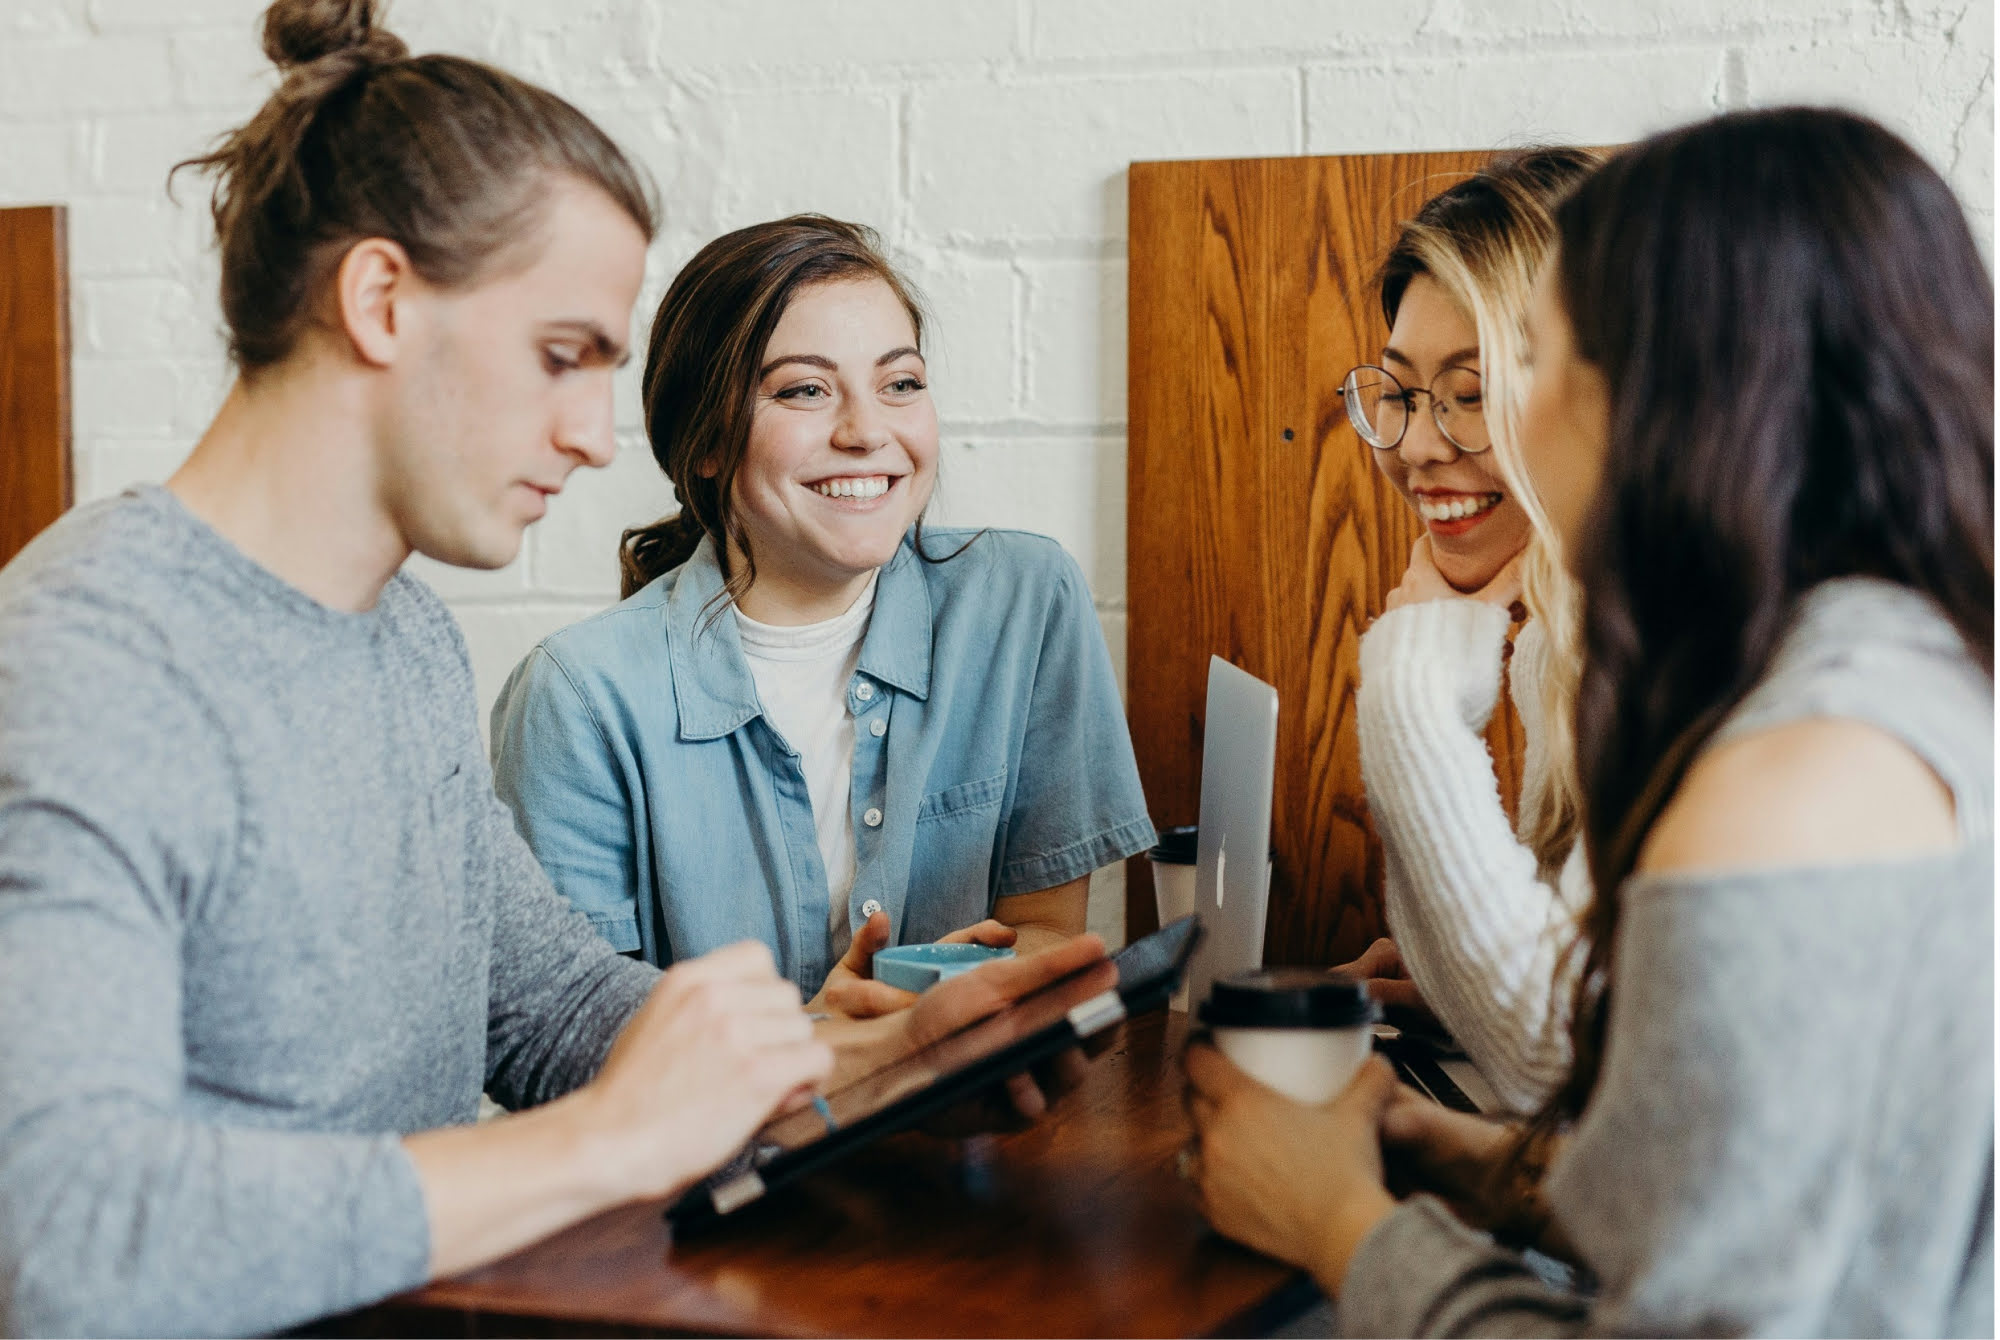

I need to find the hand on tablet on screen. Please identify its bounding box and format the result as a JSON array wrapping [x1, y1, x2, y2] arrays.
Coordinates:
[[906, 933, 1115, 1133], [902, 932, 1109, 1052], [586, 941, 832, 1201], [808, 911, 1021, 1020], [816, 931, 1115, 1129]]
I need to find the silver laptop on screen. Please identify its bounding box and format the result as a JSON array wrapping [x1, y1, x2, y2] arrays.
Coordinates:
[[1182, 656, 1280, 1013]]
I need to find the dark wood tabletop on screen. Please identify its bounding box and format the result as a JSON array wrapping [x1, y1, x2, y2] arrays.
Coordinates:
[[328, 1008, 1313, 1338]]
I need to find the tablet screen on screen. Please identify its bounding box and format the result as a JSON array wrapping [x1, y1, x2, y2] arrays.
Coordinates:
[[750, 915, 1198, 1162]]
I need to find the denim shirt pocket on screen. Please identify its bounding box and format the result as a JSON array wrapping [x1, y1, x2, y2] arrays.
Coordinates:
[[909, 768, 1009, 934], [579, 905, 642, 954], [915, 768, 1008, 824]]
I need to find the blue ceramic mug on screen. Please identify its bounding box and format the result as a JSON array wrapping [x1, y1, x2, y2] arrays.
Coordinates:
[[872, 942, 1017, 993]]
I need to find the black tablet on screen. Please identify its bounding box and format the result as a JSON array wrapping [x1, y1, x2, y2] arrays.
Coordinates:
[[666, 915, 1204, 1229]]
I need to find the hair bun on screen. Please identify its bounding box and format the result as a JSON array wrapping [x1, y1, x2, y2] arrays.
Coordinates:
[[261, 0, 407, 71]]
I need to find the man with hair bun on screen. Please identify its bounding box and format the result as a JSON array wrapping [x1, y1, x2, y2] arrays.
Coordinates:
[[0, 3, 1106, 1335]]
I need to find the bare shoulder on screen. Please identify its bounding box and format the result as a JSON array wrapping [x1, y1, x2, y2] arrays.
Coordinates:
[[1637, 717, 1959, 878]]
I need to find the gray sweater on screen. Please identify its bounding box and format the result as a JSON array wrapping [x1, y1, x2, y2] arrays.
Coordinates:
[[0, 487, 659, 1337], [1340, 578, 1994, 1336]]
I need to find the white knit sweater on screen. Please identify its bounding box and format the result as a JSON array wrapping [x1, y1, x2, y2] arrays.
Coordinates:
[[1356, 598, 1588, 1113]]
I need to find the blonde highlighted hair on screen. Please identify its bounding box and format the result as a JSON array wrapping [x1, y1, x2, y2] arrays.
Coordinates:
[[1377, 147, 1601, 880]]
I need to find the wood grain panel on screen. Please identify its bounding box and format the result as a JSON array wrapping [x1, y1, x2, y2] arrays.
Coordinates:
[[0, 206, 71, 569], [1128, 151, 1526, 966]]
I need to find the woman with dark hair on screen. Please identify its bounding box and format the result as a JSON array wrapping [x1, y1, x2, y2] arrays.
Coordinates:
[[1186, 106, 1993, 1336], [491, 215, 1153, 1015]]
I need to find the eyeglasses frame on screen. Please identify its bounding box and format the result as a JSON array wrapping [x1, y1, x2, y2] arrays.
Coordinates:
[[1340, 363, 1491, 455]]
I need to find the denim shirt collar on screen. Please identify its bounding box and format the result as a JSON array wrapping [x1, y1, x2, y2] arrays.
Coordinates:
[[665, 532, 934, 742]]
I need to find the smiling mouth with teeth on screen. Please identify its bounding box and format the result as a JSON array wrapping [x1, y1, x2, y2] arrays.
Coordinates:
[[1415, 491, 1503, 523], [810, 475, 893, 501]]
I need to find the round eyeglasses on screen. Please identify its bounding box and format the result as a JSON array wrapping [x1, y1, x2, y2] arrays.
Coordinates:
[[1340, 364, 1490, 454]]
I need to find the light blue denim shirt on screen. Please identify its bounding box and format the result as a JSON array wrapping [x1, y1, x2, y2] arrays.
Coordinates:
[[489, 527, 1155, 994]]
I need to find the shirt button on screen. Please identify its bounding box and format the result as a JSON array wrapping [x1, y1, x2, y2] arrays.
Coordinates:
[[869, 718, 888, 738], [854, 681, 875, 702], [860, 898, 884, 917], [863, 807, 883, 828]]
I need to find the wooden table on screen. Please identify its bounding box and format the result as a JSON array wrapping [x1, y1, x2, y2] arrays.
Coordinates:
[[328, 1010, 1314, 1337]]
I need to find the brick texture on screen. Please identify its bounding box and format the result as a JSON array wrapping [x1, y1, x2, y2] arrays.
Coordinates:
[[1, 0, 1989, 942]]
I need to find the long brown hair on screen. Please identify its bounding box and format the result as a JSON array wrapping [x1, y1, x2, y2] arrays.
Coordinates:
[[173, 0, 656, 373], [619, 215, 930, 602], [1532, 108, 1992, 1153], [1377, 147, 1600, 880]]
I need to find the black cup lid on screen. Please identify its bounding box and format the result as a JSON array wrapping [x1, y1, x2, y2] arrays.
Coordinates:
[[1147, 825, 1280, 866], [1198, 969, 1377, 1029], [1148, 825, 1199, 864]]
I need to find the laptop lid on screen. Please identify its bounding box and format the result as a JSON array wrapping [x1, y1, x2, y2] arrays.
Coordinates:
[[1183, 656, 1279, 1012]]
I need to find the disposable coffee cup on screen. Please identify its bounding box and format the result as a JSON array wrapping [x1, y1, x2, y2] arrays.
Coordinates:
[[1146, 827, 1199, 1010], [1198, 969, 1378, 1104], [1146, 825, 1277, 1011], [1148, 825, 1200, 923]]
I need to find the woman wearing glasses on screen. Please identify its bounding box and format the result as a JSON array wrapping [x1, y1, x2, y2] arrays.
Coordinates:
[[1336, 148, 1598, 1114], [1187, 105, 1991, 1337]]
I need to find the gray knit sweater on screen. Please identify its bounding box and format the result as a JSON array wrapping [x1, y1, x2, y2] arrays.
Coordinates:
[[1341, 578, 1994, 1337], [0, 487, 659, 1337]]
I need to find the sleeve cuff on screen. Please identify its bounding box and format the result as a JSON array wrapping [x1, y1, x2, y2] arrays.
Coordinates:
[[997, 814, 1157, 896], [1337, 1196, 1589, 1338], [345, 1137, 436, 1311], [579, 909, 641, 954], [1360, 598, 1509, 688]]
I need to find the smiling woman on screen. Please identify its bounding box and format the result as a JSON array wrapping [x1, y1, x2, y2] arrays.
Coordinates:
[[489, 215, 1155, 1014], [1351, 276, 1530, 586], [725, 276, 938, 623], [1336, 149, 1600, 1115]]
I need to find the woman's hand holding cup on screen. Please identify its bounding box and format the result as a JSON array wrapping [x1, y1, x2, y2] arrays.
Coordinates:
[[1183, 1047, 1401, 1295]]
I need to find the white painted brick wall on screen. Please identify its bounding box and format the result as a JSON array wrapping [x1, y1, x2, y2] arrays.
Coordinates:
[[3, 0, 1990, 946]]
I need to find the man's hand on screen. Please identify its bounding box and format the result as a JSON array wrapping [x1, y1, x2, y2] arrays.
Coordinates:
[[901, 932, 1110, 1053], [1385, 535, 1525, 613], [818, 932, 1114, 1128], [809, 911, 1019, 1019], [583, 940, 832, 1202], [405, 940, 830, 1279]]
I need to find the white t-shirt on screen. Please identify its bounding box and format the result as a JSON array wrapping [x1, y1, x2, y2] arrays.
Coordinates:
[[734, 576, 878, 962]]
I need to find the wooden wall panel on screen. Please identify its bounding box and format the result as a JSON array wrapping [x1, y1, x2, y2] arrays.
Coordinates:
[[0, 206, 71, 569], [1127, 152, 1525, 967]]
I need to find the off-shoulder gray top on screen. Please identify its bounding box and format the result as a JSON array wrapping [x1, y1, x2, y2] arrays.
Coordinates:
[[1340, 577, 1994, 1337]]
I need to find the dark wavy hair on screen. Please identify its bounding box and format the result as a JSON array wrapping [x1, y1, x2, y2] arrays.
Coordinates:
[[620, 214, 958, 602], [1535, 106, 1993, 1144]]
